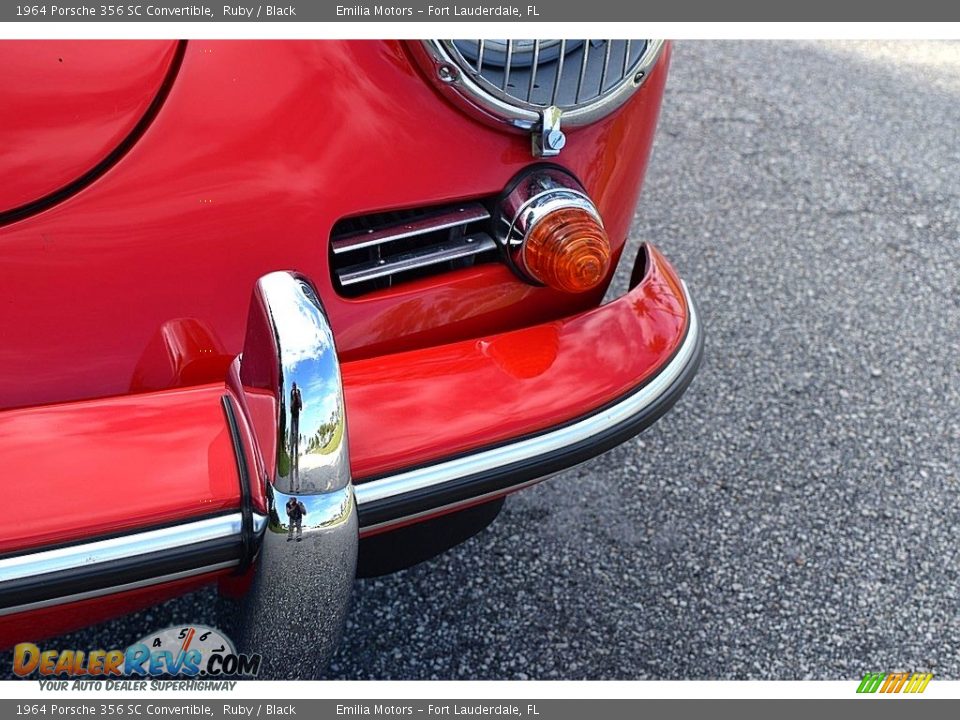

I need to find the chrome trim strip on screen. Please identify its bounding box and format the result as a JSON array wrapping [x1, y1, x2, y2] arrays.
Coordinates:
[[331, 203, 490, 255], [0, 561, 238, 617], [359, 474, 553, 538], [338, 232, 497, 286], [0, 513, 262, 585], [354, 280, 699, 509]]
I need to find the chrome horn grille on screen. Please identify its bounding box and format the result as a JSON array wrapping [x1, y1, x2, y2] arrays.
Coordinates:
[[330, 202, 498, 297], [413, 40, 665, 157], [453, 40, 648, 109]]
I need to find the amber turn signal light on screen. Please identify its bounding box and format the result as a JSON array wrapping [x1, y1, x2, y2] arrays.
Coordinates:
[[521, 207, 612, 293]]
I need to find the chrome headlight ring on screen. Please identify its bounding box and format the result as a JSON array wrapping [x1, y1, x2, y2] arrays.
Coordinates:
[[410, 39, 666, 157]]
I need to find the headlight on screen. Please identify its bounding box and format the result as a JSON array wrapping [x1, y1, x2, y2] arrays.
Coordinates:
[[411, 39, 665, 157]]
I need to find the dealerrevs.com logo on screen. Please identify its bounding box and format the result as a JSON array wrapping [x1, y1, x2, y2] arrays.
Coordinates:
[[857, 672, 933, 695], [13, 625, 261, 687]]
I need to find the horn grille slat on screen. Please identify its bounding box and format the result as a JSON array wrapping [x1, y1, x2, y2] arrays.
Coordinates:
[[330, 202, 497, 297], [448, 39, 650, 111]]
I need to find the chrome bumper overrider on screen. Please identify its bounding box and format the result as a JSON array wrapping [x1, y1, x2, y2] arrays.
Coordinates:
[[231, 272, 358, 677], [0, 269, 701, 673]]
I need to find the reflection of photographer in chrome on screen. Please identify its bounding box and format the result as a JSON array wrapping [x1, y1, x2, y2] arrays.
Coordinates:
[[290, 382, 303, 486], [286, 496, 307, 542]]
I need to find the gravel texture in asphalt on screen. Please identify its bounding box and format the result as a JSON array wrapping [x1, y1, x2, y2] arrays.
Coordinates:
[[6, 40, 959, 680]]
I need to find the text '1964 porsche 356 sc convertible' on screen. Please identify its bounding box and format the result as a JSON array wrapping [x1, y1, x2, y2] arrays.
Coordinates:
[[0, 39, 702, 676]]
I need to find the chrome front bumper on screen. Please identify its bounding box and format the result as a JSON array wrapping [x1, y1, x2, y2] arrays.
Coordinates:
[[231, 269, 700, 675]]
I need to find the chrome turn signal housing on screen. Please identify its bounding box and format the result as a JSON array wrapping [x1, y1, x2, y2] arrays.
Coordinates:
[[498, 169, 612, 293]]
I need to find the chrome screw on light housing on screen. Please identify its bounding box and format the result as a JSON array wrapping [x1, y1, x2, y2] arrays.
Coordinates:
[[534, 106, 566, 157]]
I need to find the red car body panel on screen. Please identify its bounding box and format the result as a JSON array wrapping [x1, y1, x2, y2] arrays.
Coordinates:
[[0, 384, 239, 554], [0, 40, 668, 412], [0, 40, 681, 649], [0, 571, 229, 652], [0, 40, 179, 215]]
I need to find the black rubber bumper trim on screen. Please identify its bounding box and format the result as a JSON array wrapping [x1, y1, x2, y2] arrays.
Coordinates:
[[222, 394, 256, 572], [0, 533, 242, 610], [356, 296, 705, 530]]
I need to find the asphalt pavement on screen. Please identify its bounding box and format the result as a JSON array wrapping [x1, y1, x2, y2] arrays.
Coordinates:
[[8, 41, 960, 680]]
